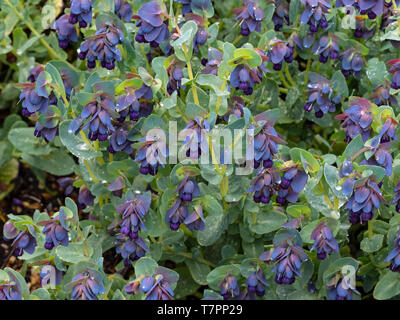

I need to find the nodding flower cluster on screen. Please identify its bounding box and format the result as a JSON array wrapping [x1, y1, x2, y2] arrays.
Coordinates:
[[125, 268, 177, 300], [134, 1, 170, 48], [271, 242, 308, 285], [230, 49, 268, 95], [219, 273, 240, 299], [327, 276, 359, 300], [78, 22, 124, 70], [304, 72, 341, 118], [267, 39, 294, 71], [311, 34, 339, 63], [232, 0, 264, 36], [300, 0, 330, 33], [3, 222, 37, 257], [135, 134, 169, 176], [253, 116, 287, 169], [335, 97, 373, 143], [40, 209, 70, 250], [166, 176, 203, 231], [115, 194, 151, 266], [114, 0, 133, 22], [246, 269, 268, 297], [370, 82, 398, 106], [342, 174, 386, 224], [310, 222, 339, 260], [392, 181, 400, 213], [68, 270, 105, 300], [182, 118, 210, 159], [276, 164, 308, 206], [248, 168, 280, 204], [69, 0, 93, 28], [54, 14, 79, 49], [68, 91, 116, 142], [339, 48, 364, 77], [272, 0, 290, 31]]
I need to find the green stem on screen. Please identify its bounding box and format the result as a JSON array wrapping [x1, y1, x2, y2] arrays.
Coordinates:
[[279, 71, 291, 89], [285, 64, 296, 87], [304, 59, 312, 85]]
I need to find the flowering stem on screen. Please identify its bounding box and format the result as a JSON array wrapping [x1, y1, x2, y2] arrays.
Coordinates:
[[84, 160, 98, 183], [304, 59, 311, 85], [185, 57, 200, 106], [232, 35, 243, 45], [140, 43, 152, 74], [285, 64, 296, 87], [215, 78, 228, 115], [279, 71, 291, 89], [209, 136, 223, 175], [4, 0, 78, 71]]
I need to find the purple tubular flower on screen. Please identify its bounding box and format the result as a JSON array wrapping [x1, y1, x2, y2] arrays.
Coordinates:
[[344, 178, 386, 224], [300, 0, 331, 32], [77, 187, 95, 209], [358, 0, 385, 18], [339, 48, 364, 77], [253, 119, 286, 168], [175, 177, 200, 202], [166, 198, 188, 231], [79, 23, 124, 70], [69, 94, 116, 142], [130, 268, 176, 300], [116, 234, 149, 264], [310, 222, 339, 260], [167, 64, 185, 95], [267, 39, 294, 70], [27, 65, 45, 83], [184, 205, 205, 231], [327, 278, 357, 300], [107, 177, 125, 198], [335, 97, 373, 142], [134, 1, 170, 48], [354, 19, 376, 39], [201, 48, 223, 76], [393, 181, 400, 213], [57, 177, 74, 196], [108, 124, 132, 155], [232, 0, 264, 36], [276, 165, 308, 205], [246, 269, 268, 297], [271, 243, 308, 285], [10, 229, 37, 257], [361, 142, 393, 176], [34, 110, 59, 142], [304, 72, 341, 118], [311, 34, 340, 63], [272, 0, 290, 31], [116, 194, 151, 239], [54, 14, 78, 49], [385, 229, 400, 271], [19, 80, 54, 116], [230, 50, 268, 95], [114, 0, 133, 22], [182, 118, 210, 159], [69, 0, 93, 27], [388, 59, 400, 89], [219, 274, 240, 300], [40, 209, 70, 250], [68, 271, 104, 300], [135, 134, 169, 176], [370, 83, 398, 107], [0, 271, 22, 300], [248, 168, 280, 204]]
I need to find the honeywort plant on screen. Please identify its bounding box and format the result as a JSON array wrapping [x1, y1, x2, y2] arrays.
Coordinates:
[[0, 0, 400, 301]]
